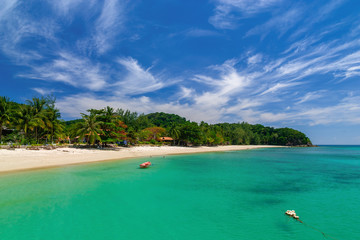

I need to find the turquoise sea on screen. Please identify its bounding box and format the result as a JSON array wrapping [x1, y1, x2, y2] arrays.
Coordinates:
[[1, 146, 359, 240]]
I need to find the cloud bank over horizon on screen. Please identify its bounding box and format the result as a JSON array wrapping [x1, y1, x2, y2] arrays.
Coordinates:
[[0, 0, 360, 144]]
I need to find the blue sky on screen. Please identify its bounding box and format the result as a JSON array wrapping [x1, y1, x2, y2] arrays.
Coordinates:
[[1, 0, 360, 144]]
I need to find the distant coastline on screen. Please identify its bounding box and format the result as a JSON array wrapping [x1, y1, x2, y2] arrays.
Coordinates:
[[0, 145, 284, 174]]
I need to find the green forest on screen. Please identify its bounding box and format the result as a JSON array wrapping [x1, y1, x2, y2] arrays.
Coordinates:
[[0, 96, 313, 147]]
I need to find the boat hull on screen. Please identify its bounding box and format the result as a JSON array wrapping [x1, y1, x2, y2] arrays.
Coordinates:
[[139, 161, 151, 168]]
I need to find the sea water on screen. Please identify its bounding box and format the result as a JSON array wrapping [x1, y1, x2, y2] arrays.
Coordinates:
[[0, 146, 359, 240]]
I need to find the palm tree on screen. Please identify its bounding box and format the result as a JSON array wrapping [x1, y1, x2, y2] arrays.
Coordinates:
[[16, 104, 32, 141], [168, 122, 180, 145], [26, 97, 47, 143], [45, 105, 64, 144], [100, 106, 118, 146], [0, 96, 12, 142], [103, 106, 116, 122], [76, 112, 104, 145]]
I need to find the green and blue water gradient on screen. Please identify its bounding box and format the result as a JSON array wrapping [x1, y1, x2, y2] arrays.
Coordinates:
[[0, 146, 359, 239]]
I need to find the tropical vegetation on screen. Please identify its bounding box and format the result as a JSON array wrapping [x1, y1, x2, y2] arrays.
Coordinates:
[[0, 96, 313, 147]]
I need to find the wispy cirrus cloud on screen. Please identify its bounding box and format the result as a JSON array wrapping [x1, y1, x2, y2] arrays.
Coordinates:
[[20, 53, 172, 96], [222, 93, 360, 126], [0, 0, 18, 20], [0, 0, 141, 94], [193, 59, 251, 97], [0, 0, 128, 62], [0, 4, 57, 64], [246, 7, 304, 39], [49, 0, 127, 55], [1, 0, 359, 136], [209, 0, 283, 29], [32, 87, 63, 96], [289, 1, 348, 41], [296, 91, 326, 104], [260, 82, 302, 96], [49, 0, 93, 16], [247, 53, 262, 65], [91, 0, 126, 54], [114, 57, 166, 96], [19, 51, 107, 91], [0, 1, 170, 97], [176, 6, 360, 125]]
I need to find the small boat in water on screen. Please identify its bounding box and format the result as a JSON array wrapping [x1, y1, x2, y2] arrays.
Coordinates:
[[140, 161, 151, 168], [285, 210, 300, 220]]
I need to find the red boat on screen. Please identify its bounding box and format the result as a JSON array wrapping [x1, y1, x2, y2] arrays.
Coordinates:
[[139, 161, 151, 168]]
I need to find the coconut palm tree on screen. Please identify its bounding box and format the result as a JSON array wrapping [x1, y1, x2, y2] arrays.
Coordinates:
[[76, 112, 104, 145], [103, 106, 116, 122], [26, 97, 47, 143], [16, 104, 32, 141], [168, 122, 180, 145], [0, 96, 12, 142], [45, 105, 63, 144]]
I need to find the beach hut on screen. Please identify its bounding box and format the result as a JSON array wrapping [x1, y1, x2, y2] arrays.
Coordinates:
[[159, 137, 173, 142], [158, 136, 174, 145]]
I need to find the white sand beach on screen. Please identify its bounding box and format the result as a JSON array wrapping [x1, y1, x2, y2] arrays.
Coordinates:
[[0, 145, 283, 173]]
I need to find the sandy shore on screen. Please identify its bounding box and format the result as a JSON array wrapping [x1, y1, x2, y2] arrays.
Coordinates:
[[0, 145, 283, 173]]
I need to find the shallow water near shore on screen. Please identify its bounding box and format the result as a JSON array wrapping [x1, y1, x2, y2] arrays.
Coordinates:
[[0, 146, 359, 239]]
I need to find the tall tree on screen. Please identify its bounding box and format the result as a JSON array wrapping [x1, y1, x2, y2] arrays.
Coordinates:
[[76, 112, 104, 145], [44, 97, 63, 143], [0, 96, 13, 142], [99, 106, 127, 146], [26, 97, 47, 143], [168, 122, 180, 145], [179, 122, 201, 146], [17, 104, 32, 141]]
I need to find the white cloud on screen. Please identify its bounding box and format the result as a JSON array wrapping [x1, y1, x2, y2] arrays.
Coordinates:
[[92, 0, 126, 54], [193, 59, 251, 96], [0, 0, 18, 21], [179, 87, 196, 100], [1, 0, 359, 132], [290, 0, 347, 39], [296, 95, 360, 125], [260, 112, 289, 122], [21, 51, 107, 91], [246, 8, 303, 38], [296, 91, 325, 104], [247, 53, 262, 65], [0, 4, 57, 64], [32, 88, 62, 95], [260, 82, 302, 96], [209, 0, 283, 29], [232, 94, 360, 126], [209, 4, 238, 29], [114, 57, 166, 95], [213, 0, 283, 15], [49, 0, 93, 16]]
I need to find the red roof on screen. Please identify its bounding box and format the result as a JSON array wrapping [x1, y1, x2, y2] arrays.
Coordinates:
[[160, 137, 173, 141]]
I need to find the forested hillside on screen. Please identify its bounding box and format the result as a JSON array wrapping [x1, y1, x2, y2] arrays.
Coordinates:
[[0, 96, 312, 146]]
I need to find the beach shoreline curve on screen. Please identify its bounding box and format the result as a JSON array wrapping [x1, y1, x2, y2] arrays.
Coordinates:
[[0, 145, 284, 174]]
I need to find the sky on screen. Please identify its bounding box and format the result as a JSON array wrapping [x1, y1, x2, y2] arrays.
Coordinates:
[[0, 0, 360, 145]]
